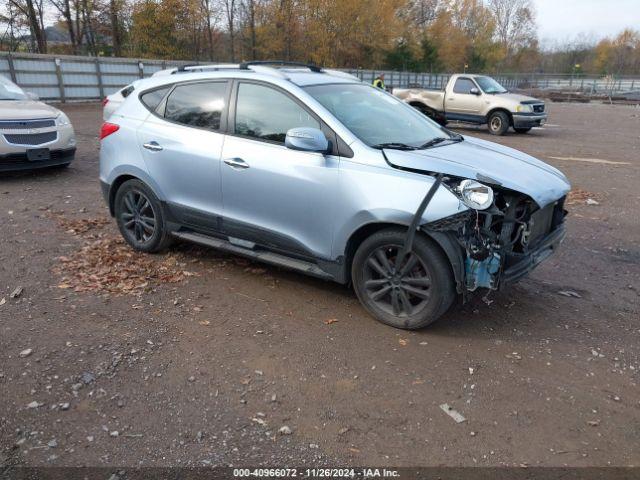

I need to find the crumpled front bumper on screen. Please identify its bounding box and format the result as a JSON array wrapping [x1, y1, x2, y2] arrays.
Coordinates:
[[500, 224, 566, 286]]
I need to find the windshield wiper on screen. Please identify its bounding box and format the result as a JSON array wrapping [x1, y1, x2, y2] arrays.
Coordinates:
[[419, 134, 463, 149], [372, 142, 419, 151]]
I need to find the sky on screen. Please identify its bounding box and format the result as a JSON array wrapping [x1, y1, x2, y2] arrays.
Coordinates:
[[534, 0, 640, 46]]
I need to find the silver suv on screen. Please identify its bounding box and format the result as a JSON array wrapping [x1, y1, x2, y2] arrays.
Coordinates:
[[99, 62, 570, 329]]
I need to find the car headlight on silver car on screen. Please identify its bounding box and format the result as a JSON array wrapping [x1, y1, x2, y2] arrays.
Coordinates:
[[55, 112, 71, 126], [457, 179, 494, 210]]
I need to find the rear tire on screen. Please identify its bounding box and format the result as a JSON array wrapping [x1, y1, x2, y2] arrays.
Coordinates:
[[488, 111, 510, 135], [514, 127, 532, 134], [411, 103, 447, 126], [114, 179, 173, 253], [351, 228, 455, 329]]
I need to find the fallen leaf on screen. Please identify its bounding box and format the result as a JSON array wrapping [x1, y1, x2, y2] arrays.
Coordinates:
[[399, 339, 408, 346], [199, 320, 211, 326], [10, 286, 23, 298], [324, 318, 339, 325], [558, 290, 581, 298]]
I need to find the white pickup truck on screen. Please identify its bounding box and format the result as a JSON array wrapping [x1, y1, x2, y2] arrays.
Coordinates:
[[393, 74, 547, 135]]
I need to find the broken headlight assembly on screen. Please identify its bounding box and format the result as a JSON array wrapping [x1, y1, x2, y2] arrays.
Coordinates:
[[453, 179, 494, 210]]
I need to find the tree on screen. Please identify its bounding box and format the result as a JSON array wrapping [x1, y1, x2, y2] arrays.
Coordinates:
[[9, 0, 47, 52], [49, 0, 78, 53], [222, 0, 237, 61], [489, 0, 536, 68], [595, 29, 640, 75]]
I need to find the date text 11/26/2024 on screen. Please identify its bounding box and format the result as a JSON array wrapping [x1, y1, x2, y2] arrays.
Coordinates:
[[233, 468, 400, 478]]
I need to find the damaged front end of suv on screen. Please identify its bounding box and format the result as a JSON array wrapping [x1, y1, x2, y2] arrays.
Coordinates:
[[383, 135, 571, 300], [424, 178, 568, 298]]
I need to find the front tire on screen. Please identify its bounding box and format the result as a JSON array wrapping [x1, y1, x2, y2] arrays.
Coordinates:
[[488, 111, 510, 135], [351, 228, 455, 329], [114, 179, 172, 253]]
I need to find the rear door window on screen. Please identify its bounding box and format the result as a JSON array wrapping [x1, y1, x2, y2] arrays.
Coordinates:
[[452, 78, 476, 94], [234, 82, 320, 143], [164, 82, 228, 130]]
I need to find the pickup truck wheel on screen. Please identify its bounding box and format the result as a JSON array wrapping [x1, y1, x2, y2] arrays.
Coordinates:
[[114, 179, 173, 253], [352, 228, 455, 330], [514, 127, 532, 134], [488, 111, 510, 135]]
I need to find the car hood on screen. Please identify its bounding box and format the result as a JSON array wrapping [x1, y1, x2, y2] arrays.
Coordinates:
[[383, 136, 570, 207], [490, 92, 543, 104], [0, 100, 60, 120]]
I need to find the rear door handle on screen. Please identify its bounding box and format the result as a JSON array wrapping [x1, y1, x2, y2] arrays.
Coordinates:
[[143, 141, 163, 152], [223, 157, 250, 169]]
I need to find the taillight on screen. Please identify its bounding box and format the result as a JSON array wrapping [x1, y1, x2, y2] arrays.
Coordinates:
[[100, 122, 119, 140], [102, 97, 109, 107]]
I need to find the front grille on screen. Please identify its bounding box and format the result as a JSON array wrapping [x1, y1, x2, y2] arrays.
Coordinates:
[[0, 119, 56, 129], [533, 104, 545, 113], [4, 131, 57, 145]]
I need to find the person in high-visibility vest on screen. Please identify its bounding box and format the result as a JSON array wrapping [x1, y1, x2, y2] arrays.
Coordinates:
[[373, 73, 386, 90]]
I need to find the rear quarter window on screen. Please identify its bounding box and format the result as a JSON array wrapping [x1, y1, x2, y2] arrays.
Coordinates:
[[121, 85, 135, 98], [140, 86, 171, 112]]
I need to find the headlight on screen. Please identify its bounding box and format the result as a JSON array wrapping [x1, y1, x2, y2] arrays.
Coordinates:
[[55, 112, 70, 126], [516, 104, 533, 113], [457, 179, 494, 210]]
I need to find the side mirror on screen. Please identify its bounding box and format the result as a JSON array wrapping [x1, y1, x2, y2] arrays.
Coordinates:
[[26, 91, 40, 101], [469, 87, 480, 96], [285, 127, 329, 153]]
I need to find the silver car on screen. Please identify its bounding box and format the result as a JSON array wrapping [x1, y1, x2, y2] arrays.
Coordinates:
[[0, 75, 76, 172], [99, 62, 570, 329]]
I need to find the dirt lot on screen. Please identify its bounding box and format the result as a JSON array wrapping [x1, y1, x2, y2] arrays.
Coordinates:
[[1, 102, 639, 470]]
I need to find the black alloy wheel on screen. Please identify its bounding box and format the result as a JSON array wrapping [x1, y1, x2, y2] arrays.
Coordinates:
[[352, 228, 455, 329], [114, 179, 172, 253], [363, 245, 431, 317], [121, 189, 156, 244]]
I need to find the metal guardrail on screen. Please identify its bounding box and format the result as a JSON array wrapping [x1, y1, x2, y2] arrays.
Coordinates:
[[1, 51, 639, 102]]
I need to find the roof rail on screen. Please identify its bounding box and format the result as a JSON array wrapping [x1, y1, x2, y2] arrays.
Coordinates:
[[239, 60, 323, 73], [172, 63, 240, 74], [177, 63, 198, 72]]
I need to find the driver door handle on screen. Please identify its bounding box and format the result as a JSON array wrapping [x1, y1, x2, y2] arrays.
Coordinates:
[[143, 141, 163, 152], [223, 157, 250, 169]]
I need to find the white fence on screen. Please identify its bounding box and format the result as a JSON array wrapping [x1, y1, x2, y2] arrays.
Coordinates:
[[2, 51, 639, 102], [0, 52, 191, 101]]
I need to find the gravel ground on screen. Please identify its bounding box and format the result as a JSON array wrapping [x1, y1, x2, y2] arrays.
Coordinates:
[[0, 102, 639, 470]]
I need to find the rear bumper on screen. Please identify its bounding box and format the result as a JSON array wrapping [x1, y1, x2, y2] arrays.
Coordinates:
[[512, 113, 547, 128], [0, 148, 75, 172], [500, 224, 566, 286]]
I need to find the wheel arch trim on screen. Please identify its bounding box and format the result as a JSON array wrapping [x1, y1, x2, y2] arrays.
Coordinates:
[[105, 166, 166, 216], [486, 107, 513, 126]]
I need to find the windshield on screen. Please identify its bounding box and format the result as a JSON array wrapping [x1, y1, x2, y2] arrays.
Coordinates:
[[0, 76, 28, 100], [475, 76, 507, 94], [304, 83, 448, 148]]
